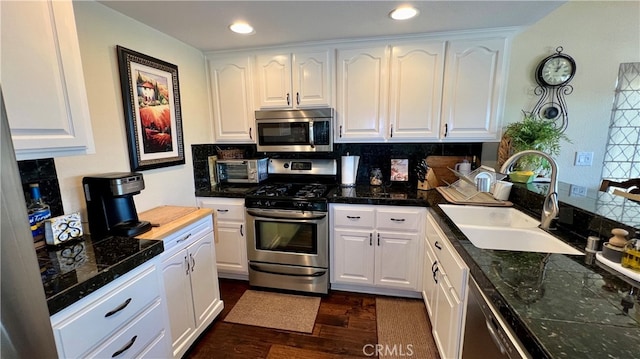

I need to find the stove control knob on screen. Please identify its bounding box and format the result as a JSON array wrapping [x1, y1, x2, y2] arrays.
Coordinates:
[[256, 200, 262, 206]]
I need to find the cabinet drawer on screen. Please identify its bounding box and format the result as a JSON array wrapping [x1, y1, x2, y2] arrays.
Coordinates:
[[434, 234, 467, 297], [376, 207, 423, 232], [86, 300, 166, 358], [200, 198, 244, 222], [162, 215, 213, 252], [333, 206, 375, 228], [53, 265, 160, 359]]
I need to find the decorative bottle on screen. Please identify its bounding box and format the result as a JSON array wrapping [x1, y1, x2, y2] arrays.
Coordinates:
[[27, 183, 51, 244], [621, 238, 640, 272]]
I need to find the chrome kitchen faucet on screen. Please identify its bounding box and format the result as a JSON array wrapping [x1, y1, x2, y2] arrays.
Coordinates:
[[500, 150, 559, 230]]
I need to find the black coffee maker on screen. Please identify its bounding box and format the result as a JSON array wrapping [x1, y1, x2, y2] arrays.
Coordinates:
[[83, 172, 151, 238]]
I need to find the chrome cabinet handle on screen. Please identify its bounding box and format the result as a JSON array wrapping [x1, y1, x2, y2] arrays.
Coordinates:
[[432, 262, 439, 284], [249, 127, 253, 140], [390, 124, 393, 138], [296, 92, 300, 105], [240, 224, 244, 237], [369, 233, 372, 246], [217, 209, 229, 213], [390, 218, 405, 222], [377, 233, 380, 246], [339, 125, 343, 138], [190, 254, 196, 272], [111, 335, 137, 358], [346, 215, 360, 219], [185, 255, 190, 275], [444, 123, 448, 137], [104, 298, 132, 318], [177, 233, 192, 243], [286, 93, 290, 106], [434, 241, 442, 250]]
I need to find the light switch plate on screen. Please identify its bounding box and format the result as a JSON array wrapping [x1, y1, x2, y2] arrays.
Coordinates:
[[575, 152, 594, 166]]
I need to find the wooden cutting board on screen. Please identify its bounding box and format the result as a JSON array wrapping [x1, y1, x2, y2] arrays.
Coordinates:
[[425, 156, 468, 186]]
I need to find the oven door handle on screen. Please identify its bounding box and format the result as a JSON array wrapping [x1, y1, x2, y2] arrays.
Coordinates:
[[250, 264, 327, 277], [246, 209, 327, 220]]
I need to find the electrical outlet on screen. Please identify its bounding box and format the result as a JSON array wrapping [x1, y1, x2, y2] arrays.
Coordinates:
[[575, 152, 594, 166], [570, 184, 587, 197]]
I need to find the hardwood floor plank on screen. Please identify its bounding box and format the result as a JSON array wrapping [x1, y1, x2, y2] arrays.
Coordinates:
[[185, 279, 437, 359]]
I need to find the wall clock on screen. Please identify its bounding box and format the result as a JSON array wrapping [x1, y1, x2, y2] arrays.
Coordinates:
[[531, 46, 576, 133]]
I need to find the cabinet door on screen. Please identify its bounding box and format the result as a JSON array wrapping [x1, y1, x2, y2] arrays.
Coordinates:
[[375, 231, 420, 290], [187, 232, 220, 328], [160, 249, 195, 357], [441, 37, 507, 141], [388, 41, 445, 141], [422, 241, 438, 319], [433, 274, 463, 359], [332, 229, 375, 285], [336, 46, 389, 142], [256, 53, 292, 108], [208, 55, 255, 143], [212, 223, 247, 275], [293, 50, 332, 108], [2, 0, 94, 160]]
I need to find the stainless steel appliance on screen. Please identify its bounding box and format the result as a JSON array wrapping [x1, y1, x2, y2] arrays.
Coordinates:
[[255, 108, 333, 153], [1, 89, 58, 357], [215, 158, 268, 184], [462, 277, 530, 358], [82, 173, 151, 237], [245, 158, 337, 294]]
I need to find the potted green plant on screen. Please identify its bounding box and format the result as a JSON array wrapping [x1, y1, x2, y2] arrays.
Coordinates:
[[501, 112, 570, 176]]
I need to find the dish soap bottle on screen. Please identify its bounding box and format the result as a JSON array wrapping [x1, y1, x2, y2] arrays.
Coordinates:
[[621, 238, 640, 272], [27, 183, 51, 245]]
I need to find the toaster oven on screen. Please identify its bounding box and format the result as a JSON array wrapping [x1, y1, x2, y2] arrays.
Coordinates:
[[213, 158, 268, 184]]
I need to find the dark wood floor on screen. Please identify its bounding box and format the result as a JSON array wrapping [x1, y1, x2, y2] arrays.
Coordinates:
[[185, 279, 385, 358]]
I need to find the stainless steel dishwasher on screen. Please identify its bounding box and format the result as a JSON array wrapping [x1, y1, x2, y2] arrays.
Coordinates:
[[462, 277, 531, 359]]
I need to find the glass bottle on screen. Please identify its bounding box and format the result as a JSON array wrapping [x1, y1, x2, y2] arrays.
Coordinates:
[[621, 238, 640, 272], [27, 183, 51, 244]]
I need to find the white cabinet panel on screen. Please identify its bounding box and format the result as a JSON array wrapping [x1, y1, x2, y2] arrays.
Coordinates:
[[207, 55, 255, 143], [441, 37, 507, 141], [256, 49, 332, 109], [336, 46, 389, 141], [388, 41, 445, 141], [375, 231, 420, 289], [2, 0, 95, 159], [332, 229, 375, 285], [161, 248, 196, 353]]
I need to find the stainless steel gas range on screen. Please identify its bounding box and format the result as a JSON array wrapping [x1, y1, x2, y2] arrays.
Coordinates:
[[245, 158, 336, 294]]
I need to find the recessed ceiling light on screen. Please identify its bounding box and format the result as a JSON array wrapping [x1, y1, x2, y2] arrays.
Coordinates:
[[390, 6, 419, 20], [229, 22, 254, 35]]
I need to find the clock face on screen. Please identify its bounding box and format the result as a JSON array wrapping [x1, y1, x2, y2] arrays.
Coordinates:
[[538, 55, 575, 86]]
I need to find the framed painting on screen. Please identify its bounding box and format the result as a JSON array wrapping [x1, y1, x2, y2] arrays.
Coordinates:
[[116, 46, 185, 171]]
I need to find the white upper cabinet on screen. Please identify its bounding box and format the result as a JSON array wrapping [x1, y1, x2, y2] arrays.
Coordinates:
[[441, 37, 508, 141], [1, 0, 95, 160], [388, 41, 445, 141], [207, 55, 256, 143], [335, 45, 389, 142], [256, 49, 332, 109]]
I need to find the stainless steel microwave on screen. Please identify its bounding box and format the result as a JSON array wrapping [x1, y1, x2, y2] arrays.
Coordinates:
[[255, 108, 333, 152], [214, 158, 268, 184]]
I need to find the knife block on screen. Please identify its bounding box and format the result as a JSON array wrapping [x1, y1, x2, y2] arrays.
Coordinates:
[[418, 168, 438, 190]]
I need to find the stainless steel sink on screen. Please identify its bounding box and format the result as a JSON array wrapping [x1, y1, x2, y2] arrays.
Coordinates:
[[440, 204, 583, 255]]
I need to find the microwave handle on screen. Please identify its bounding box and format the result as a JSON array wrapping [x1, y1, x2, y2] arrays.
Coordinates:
[[309, 121, 315, 148]]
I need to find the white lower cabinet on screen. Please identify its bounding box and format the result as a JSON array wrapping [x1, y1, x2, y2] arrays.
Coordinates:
[[160, 215, 223, 358], [197, 197, 248, 278], [331, 204, 424, 292], [424, 211, 469, 359], [50, 262, 171, 359]]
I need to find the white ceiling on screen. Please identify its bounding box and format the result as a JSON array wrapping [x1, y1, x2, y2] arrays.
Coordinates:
[[98, 1, 566, 52]]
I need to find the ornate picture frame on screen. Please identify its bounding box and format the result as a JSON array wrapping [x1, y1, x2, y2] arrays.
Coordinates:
[[116, 46, 185, 171]]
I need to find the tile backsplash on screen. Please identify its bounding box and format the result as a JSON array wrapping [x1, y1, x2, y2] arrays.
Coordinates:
[[191, 142, 483, 190], [17, 158, 64, 217]]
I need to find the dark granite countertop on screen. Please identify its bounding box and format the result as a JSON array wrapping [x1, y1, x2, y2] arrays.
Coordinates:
[[38, 235, 163, 316], [195, 184, 258, 198], [329, 186, 640, 358]]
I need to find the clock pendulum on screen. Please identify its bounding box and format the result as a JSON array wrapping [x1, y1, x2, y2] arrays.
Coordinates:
[[531, 46, 576, 133]]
